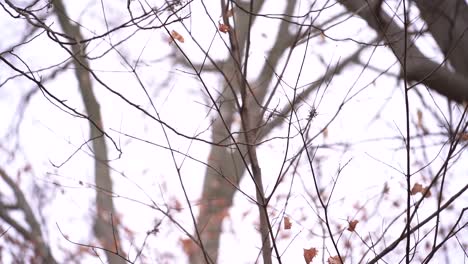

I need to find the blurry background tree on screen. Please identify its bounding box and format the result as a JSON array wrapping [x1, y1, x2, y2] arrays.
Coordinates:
[[0, 0, 467, 263]]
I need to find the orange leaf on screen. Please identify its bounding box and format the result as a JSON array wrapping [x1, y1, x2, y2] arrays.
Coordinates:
[[411, 183, 431, 197], [169, 30, 184, 43], [218, 23, 230, 33], [458, 132, 468, 141], [284, 216, 292, 230], [304, 248, 318, 264], [323, 127, 329, 139], [180, 239, 196, 256], [411, 183, 423, 195], [347, 219, 359, 232]]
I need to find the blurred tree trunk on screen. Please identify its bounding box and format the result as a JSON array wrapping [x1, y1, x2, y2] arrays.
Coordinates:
[[52, 1, 125, 263], [0, 168, 58, 264], [338, 0, 468, 102], [189, 1, 297, 263], [414, 0, 468, 76]]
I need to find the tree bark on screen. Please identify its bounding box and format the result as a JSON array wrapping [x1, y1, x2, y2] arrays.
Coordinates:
[[189, 1, 298, 263], [414, 0, 468, 75], [338, 0, 468, 103], [0, 168, 58, 264], [52, 1, 125, 263]]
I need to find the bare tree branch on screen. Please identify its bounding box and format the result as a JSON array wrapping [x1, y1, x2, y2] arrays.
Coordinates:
[[338, 0, 468, 103], [0, 167, 57, 264], [414, 0, 468, 75], [51, 1, 126, 263]]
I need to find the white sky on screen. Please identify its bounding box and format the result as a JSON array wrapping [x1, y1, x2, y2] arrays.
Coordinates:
[[0, 0, 467, 263]]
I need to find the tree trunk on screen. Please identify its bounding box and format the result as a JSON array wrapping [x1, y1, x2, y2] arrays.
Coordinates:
[[338, 0, 468, 102], [189, 1, 298, 263], [53, 1, 125, 263]]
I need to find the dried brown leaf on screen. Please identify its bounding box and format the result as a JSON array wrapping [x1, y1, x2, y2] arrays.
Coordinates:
[[284, 216, 292, 230], [458, 132, 468, 141], [347, 219, 359, 232], [323, 127, 329, 139], [411, 183, 431, 197], [180, 239, 196, 256], [304, 248, 318, 264], [218, 23, 230, 33], [169, 30, 184, 43]]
